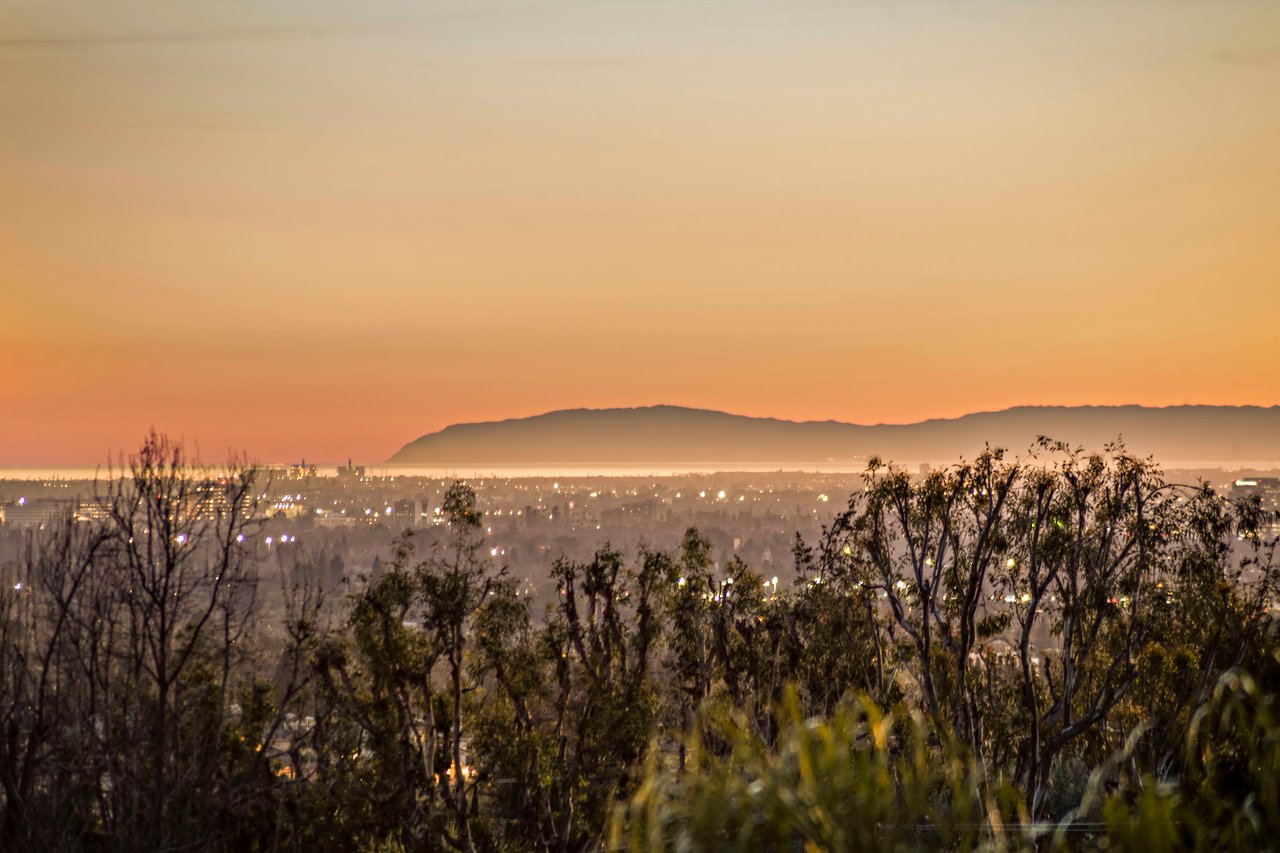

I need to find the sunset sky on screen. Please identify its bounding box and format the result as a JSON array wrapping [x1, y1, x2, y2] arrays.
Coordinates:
[[2, 0, 1278, 465]]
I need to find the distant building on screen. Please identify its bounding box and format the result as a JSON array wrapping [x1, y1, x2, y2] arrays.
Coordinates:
[[1231, 477, 1280, 509], [1232, 476, 1280, 490], [286, 460, 317, 480], [194, 479, 248, 519], [392, 499, 422, 529], [314, 508, 356, 528], [75, 496, 113, 522], [4, 498, 71, 530], [337, 459, 366, 481]]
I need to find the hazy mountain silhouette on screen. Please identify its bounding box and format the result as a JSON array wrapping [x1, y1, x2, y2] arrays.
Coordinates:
[[387, 405, 1280, 466]]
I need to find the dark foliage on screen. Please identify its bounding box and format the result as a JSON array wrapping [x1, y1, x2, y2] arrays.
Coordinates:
[[1, 436, 1277, 851]]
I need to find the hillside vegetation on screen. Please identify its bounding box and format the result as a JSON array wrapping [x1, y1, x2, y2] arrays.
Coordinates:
[[2, 434, 1277, 851]]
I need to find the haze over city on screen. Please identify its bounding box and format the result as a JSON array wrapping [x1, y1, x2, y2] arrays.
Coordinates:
[[4, 0, 1279, 465]]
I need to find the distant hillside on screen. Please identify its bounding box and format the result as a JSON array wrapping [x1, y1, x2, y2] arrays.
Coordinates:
[[387, 405, 1280, 466]]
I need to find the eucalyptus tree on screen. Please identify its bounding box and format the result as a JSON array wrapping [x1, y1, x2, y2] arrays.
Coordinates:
[[992, 443, 1279, 813], [311, 481, 499, 852], [820, 449, 1022, 763], [990, 444, 1176, 812], [471, 543, 670, 851], [662, 528, 719, 759]]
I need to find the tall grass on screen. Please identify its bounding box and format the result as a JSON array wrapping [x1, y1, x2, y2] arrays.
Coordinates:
[[614, 671, 1279, 852]]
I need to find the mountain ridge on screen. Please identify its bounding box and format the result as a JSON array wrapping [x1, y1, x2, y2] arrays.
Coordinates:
[[388, 405, 1280, 465]]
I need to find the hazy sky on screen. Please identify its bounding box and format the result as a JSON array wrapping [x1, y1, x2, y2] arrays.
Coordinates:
[[2, 0, 1278, 464]]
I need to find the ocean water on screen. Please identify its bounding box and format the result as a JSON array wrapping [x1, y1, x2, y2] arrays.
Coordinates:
[[2, 460, 1278, 482]]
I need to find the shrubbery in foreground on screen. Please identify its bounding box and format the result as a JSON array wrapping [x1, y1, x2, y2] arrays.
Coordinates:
[[613, 670, 1280, 852]]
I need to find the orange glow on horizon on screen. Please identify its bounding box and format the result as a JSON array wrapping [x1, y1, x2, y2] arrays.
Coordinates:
[[2, 0, 1278, 466]]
